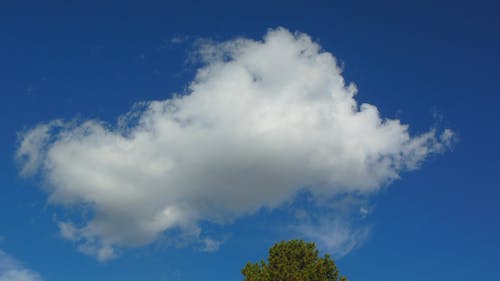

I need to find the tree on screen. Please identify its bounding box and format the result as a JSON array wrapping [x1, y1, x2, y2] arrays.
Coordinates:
[[242, 240, 348, 281]]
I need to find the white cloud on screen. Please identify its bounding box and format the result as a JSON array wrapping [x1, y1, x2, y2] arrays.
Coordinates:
[[16, 27, 454, 260], [0, 250, 42, 281]]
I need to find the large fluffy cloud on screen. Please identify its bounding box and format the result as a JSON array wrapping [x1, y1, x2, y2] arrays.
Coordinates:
[[0, 250, 42, 281], [16, 28, 453, 260]]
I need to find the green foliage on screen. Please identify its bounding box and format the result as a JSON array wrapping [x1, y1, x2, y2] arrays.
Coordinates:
[[242, 240, 348, 281]]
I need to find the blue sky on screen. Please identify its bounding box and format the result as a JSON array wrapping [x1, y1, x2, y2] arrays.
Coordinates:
[[1, 0, 499, 280]]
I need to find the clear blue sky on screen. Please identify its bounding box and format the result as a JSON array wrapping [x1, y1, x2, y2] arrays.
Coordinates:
[[1, 1, 499, 280]]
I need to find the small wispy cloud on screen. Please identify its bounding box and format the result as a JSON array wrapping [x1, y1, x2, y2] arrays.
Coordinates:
[[199, 238, 222, 253], [292, 195, 373, 257], [0, 250, 42, 281], [170, 35, 190, 44], [296, 217, 371, 258]]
